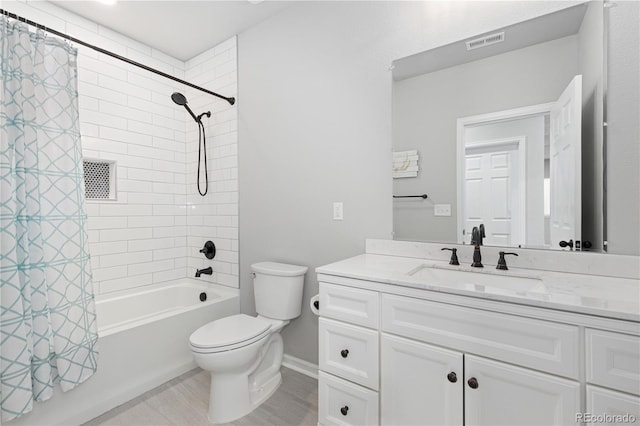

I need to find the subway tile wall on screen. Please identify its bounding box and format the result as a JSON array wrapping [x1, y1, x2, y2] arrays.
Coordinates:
[[7, 1, 239, 293], [185, 37, 239, 288]]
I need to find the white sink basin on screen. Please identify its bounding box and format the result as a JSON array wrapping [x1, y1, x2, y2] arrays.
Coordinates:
[[407, 264, 545, 293]]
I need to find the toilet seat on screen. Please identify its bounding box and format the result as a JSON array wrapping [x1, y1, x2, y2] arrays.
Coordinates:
[[190, 314, 272, 354]]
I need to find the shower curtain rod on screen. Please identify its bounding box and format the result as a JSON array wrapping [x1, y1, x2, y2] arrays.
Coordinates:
[[0, 9, 236, 106]]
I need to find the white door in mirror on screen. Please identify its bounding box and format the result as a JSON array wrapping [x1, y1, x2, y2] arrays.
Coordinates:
[[550, 75, 582, 248]]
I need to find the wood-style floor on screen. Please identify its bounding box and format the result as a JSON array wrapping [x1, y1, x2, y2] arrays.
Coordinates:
[[84, 367, 318, 426]]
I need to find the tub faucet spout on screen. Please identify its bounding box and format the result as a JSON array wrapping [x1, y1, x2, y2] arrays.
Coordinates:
[[195, 267, 213, 277]]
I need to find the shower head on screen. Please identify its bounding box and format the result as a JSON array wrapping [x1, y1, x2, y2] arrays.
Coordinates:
[[171, 92, 188, 106], [171, 92, 199, 123]]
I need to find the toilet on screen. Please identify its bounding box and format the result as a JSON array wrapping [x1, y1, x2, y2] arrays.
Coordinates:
[[189, 262, 308, 424]]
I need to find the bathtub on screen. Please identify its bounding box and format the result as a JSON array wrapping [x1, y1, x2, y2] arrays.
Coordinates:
[[7, 280, 239, 426]]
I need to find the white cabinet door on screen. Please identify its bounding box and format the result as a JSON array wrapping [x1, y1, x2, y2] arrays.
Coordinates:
[[380, 333, 463, 426], [465, 355, 580, 426], [586, 385, 640, 425]]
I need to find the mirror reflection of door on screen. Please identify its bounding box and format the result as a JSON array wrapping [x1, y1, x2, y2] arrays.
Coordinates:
[[457, 74, 582, 249], [463, 137, 526, 247], [550, 75, 582, 248]]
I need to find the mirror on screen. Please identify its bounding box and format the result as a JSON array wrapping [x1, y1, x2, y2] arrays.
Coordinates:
[[392, 2, 605, 251]]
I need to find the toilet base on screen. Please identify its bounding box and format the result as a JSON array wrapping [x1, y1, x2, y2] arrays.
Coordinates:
[[250, 370, 282, 413], [207, 371, 282, 424], [206, 333, 284, 424]]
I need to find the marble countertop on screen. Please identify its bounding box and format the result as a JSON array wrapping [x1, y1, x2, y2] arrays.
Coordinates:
[[316, 254, 640, 322]]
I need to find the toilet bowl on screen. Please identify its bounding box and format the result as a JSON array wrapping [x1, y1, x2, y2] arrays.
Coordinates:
[[189, 262, 307, 424]]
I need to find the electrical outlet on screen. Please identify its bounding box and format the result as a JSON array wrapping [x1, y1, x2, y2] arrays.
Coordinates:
[[333, 202, 344, 220], [434, 204, 452, 217]]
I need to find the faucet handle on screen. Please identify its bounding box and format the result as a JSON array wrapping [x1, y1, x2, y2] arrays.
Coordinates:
[[441, 248, 460, 265], [559, 239, 574, 250], [496, 251, 518, 270], [199, 240, 216, 259]]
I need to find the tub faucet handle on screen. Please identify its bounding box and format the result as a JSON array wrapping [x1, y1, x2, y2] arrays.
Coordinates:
[[199, 241, 216, 259]]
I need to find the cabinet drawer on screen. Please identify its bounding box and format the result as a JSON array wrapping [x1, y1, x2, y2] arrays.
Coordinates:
[[587, 329, 640, 396], [319, 317, 379, 390], [586, 385, 640, 424], [319, 371, 379, 426], [381, 293, 580, 379], [319, 283, 379, 328]]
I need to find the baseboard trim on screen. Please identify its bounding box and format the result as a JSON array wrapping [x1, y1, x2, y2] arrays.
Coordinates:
[[282, 353, 318, 380]]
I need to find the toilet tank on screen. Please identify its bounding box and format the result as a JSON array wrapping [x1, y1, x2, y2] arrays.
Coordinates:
[[251, 262, 308, 320]]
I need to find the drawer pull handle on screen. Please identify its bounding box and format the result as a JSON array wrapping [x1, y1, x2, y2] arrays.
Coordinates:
[[447, 372, 457, 383], [340, 406, 349, 416], [340, 349, 349, 358], [467, 377, 479, 389]]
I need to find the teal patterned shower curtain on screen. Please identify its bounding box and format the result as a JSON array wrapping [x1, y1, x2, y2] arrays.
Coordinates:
[[0, 17, 98, 422]]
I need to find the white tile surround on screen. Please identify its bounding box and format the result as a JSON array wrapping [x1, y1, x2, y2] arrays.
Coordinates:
[[6, 1, 239, 294], [184, 38, 239, 288]]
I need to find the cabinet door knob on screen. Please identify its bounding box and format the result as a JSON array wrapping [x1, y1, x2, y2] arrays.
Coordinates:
[[447, 372, 457, 383], [467, 377, 479, 389], [340, 349, 349, 358], [340, 406, 349, 416]]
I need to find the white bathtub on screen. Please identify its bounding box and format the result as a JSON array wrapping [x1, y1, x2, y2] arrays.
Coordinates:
[[7, 280, 239, 426]]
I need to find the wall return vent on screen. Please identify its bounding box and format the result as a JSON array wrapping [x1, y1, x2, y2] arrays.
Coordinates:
[[466, 32, 505, 51]]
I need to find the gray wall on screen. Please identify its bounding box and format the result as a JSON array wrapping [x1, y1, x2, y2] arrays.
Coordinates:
[[393, 36, 578, 242], [238, 1, 590, 365], [606, 1, 640, 255]]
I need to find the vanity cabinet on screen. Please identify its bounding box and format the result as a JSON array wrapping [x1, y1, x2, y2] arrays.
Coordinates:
[[381, 332, 580, 426], [379, 300, 580, 426], [318, 284, 380, 426], [317, 279, 640, 426]]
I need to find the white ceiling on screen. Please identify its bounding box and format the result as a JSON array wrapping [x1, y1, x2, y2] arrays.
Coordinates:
[[49, 0, 293, 61]]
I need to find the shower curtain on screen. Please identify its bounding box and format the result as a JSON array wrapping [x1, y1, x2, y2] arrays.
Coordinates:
[[0, 17, 98, 422]]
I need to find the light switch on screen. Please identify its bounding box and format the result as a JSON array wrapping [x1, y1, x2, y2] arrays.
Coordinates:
[[333, 202, 344, 220], [434, 204, 451, 217]]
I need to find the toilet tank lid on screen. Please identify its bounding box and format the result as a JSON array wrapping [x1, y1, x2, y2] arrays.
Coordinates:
[[251, 262, 308, 277]]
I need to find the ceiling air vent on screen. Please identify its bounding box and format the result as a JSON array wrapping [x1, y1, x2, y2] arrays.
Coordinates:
[[466, 32, 505, 51]]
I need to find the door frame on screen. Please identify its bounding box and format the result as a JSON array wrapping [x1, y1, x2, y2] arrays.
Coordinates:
[[456, 102, 554, 244]]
